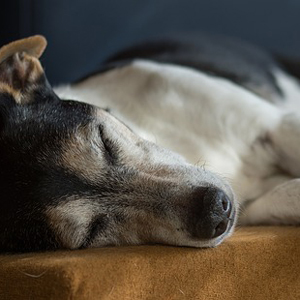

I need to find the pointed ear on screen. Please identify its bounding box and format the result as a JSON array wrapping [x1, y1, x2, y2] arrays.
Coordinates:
[[0, 35, 50, 104], [0, 35, 46, 63]]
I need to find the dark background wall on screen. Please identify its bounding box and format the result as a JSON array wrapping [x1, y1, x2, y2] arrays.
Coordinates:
[[1, 0, 300, 85]]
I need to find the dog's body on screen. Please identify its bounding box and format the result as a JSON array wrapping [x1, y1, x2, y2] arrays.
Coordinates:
[[57, 33, 300, 225], [1, 34, 300, 252]]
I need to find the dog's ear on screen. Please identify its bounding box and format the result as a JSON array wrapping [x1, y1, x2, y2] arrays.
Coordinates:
[[0, 35, 46, 64], [0, 35, 54, 105]]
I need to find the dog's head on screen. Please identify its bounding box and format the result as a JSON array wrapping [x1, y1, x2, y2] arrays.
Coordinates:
[[0, 36, 237, 252]]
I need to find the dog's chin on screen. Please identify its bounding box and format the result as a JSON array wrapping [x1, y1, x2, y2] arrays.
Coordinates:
[[169, 220, 236, 249], [88, 216, 236, 250], [165, 203, 238, 249]]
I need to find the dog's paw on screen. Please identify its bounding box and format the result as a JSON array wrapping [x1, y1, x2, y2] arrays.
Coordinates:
[[238, 179, 300, 226]]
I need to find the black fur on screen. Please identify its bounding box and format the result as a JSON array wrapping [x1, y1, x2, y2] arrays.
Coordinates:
[[0, 89, 97, 252], [81, 33, 284, 101]]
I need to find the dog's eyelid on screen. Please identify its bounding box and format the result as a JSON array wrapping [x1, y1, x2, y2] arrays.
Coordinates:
[[98, 124, 108, 144], [98, 124, 114, 160], [98, 124, 104, 136], [98, 124, 109, 142]]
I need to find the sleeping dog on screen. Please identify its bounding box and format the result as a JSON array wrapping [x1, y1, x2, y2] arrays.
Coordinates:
[[0, 34, 300, 252]]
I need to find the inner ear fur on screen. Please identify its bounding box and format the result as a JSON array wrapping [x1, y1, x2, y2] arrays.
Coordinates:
[[0, 35, 48, 104]]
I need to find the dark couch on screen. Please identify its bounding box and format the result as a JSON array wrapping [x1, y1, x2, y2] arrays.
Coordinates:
[[2, 0, 300, 84]]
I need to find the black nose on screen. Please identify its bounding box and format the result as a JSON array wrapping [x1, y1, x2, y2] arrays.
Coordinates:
[[189, 187, 233, 240]]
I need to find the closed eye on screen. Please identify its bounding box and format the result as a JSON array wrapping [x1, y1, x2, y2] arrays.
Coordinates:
[[98, 125, 117, 162]]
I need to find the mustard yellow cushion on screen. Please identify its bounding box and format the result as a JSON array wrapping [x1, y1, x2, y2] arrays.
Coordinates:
[[1, 227, 300, 300]]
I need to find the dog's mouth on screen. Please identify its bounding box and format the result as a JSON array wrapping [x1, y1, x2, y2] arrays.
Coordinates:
[[211, 207, 237, 247], [185, 201, 237, 248], [171, 209, 237, 249]]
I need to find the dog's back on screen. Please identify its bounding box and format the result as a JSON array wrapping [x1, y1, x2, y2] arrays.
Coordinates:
[[102, 33, 289, 103]]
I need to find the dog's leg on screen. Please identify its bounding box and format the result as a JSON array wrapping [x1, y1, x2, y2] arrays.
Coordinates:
[[239, 179, 300, 225], [270, 113, 300, 176], [240, 113, 300, 225]]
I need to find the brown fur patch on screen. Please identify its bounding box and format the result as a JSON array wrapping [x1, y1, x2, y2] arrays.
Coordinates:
[[60, 122, 103, 183], [0, 82, 21, 102], [0, 52, 44, 104], [46, 198, 98, 249], [21, 52, 44, 84], [0, 36, 46, 104]]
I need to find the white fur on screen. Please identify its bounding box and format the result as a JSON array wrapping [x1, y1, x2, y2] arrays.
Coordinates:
[[274, 69, 300, 112], [55, 60, 300, 225]]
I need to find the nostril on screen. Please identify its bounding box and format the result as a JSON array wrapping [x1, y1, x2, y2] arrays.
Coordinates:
[[222, 198, 229, 211], [215, 190, 232, 218], [213, 219, 229, 238], [222, 196, 231, 214]]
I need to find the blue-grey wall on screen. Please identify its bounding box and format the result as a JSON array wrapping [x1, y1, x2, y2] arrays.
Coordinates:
[[2, 0, 300, 84]]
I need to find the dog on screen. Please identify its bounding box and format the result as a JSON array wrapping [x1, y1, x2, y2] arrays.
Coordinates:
[[0, 33, 300, 253]]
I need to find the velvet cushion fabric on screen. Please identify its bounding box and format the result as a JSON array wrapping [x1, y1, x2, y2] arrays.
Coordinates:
[[1, 227, 300, 300]]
